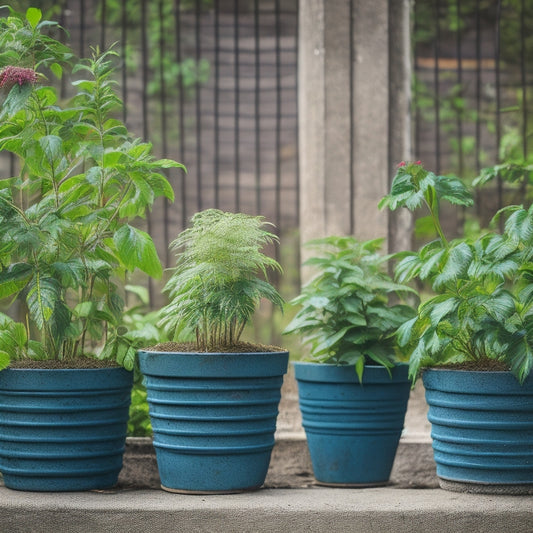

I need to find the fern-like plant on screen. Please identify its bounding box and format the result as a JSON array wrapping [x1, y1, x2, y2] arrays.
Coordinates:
[[159, 209, 284, 351], [283, 236, 417, 381], [0, 8, 183, 370], [380, 161, 533, 383]]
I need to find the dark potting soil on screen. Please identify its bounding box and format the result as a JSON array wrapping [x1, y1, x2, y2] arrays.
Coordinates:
[[143, 340, 286, 353], [8, 358, 121, 369]]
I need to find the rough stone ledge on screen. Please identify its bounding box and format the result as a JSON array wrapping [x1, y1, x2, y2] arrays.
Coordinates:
[[1, 484, 532, 533]]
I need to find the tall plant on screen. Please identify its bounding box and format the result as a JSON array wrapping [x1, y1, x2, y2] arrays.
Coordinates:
[[380, 161, 533, 383], [159, 209, 284, 351], [0, 8, 183, 370]]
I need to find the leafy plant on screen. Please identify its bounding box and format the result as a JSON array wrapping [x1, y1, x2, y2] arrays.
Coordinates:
[[283, 236, 417, 381], [128, 383, 152, 436], [159, 209, 284, 351], [0, 8, 184, 370], [380, 161, 533, 383]]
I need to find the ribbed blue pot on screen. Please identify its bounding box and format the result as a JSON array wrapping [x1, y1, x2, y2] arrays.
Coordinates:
[[423, 369, 533, 490], [138, 350, 289, 494], [0, 367, 133, 491], [293, 362, 410, 486]]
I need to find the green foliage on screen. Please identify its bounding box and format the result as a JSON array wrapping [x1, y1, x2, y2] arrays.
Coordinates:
[[382, 162, 533, 384], [128, 383, 152, 436], [0, 9, 184, 370], [159, 209, 284, 351], [284, 236, 417, 382], [0, 6, 73, 75]]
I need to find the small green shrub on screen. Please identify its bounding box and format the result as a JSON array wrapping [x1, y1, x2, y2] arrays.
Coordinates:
[[284, 236, 417, 381], [159, 209, 284, 351]]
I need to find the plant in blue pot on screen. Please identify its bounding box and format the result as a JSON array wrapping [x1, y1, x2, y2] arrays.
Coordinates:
[[283, 236, 417, 486], [138, 209, 289, 494], [0, 8, 182, 491], [380, 161, 533, 494]]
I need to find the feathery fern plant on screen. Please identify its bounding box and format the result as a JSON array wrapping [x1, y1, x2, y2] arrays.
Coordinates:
[[159, 209, 284, 351], [0, 8, 183, 370], [380, 161, 533, 384], [283, 236, 417, 381]]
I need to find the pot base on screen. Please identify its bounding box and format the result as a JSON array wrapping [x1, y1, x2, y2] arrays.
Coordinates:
[[161, 484, 261, 495], [439, 478, 533, 495], [315, 480, 389, 489]]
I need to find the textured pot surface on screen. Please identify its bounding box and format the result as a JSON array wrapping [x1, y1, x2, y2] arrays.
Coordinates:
[[423, 369, 533, 491], [293, 363, 410, 486], [138, 350, 289, 493], [0, 367, 133, 491]]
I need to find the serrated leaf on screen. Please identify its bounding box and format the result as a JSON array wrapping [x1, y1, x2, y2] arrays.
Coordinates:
[[0, 263, 33, 299], [26, 274, 60, 330], [396, 315, 419, 347], [433, 242, 473, 289], [113, 224, 163, 278]]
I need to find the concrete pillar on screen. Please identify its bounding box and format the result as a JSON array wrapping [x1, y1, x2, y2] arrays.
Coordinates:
[[298, 0, 412, 262]]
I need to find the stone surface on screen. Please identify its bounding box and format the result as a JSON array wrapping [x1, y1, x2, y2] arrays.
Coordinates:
[[2, 484, 532, 533]]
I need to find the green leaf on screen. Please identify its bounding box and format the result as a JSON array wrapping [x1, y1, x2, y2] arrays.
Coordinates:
[[49, 62, 63, 79], [74, 301, 95, 318], [40, 135, 63, 162], [0, 263, 33, 299], [113, 225, 163, 278], [26, 7, 42, 29], [0, 83, 33, 120], [355, 356, 365, 383], [433, 242, 473, 289], [0, 350, 10, 370], [26, 275, 60, 330], [11, 322, 27, 348]]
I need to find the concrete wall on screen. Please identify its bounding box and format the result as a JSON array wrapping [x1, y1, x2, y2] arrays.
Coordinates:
[[298, 0, 412, 267]]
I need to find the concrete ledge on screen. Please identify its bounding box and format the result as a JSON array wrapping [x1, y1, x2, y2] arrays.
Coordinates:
[[2, 484, 532, 533]]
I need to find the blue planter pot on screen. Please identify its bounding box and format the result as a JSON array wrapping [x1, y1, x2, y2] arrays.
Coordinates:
[[0, 367, 133, 491], [423, 369, 533, 493], [138, 350, 289, 494], [293, 362, 410, 486]]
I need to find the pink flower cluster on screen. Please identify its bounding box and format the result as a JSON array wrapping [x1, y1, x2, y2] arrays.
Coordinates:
[[0, 66, 38, 90]]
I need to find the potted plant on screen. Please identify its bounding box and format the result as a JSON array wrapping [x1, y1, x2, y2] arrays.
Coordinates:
[[283, 236, 417, 486], [0, 8, 182, 491], [380, 161, 533, 494], [137, 209, 289, 494]]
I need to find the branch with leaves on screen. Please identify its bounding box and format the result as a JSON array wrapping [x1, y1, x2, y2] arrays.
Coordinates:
[[0, 8, 184, 370], [380, 162, 533, 384]]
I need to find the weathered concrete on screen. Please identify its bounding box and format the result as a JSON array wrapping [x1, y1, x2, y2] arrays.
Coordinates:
[[2, 484, 532, 533], [298, 0, 412, 269]]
